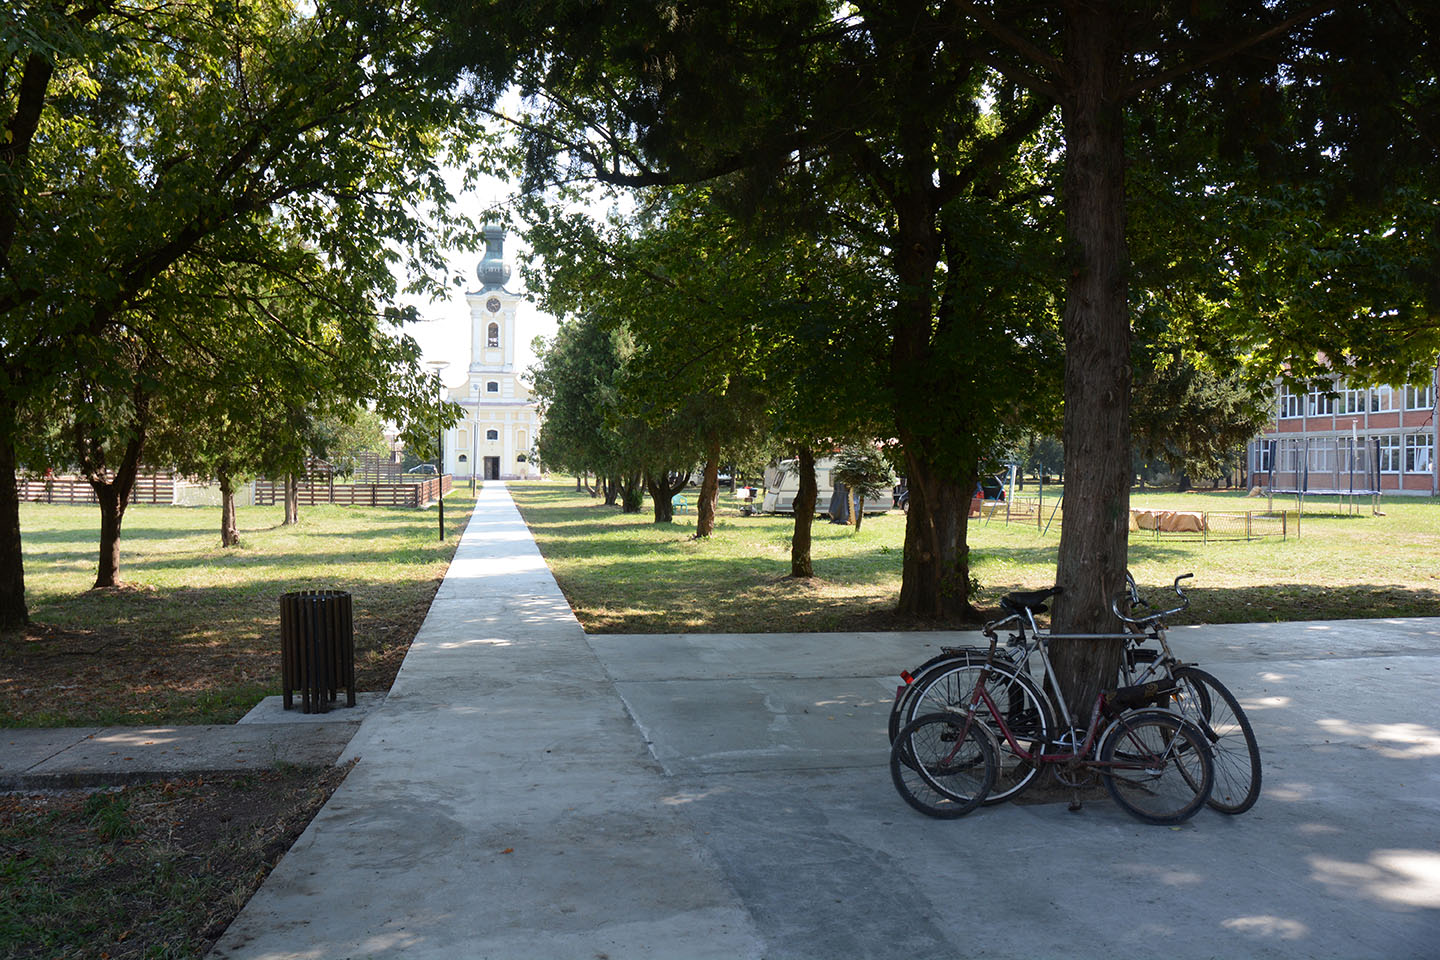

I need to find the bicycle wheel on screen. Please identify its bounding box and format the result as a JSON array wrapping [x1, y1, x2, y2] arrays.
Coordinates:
[[888, 649, 987, 744], [1170, 666, 1262, 814], [897, 659, 1053, 804], [1099, 709, 1213, 825], [889, 713, 996, 819]]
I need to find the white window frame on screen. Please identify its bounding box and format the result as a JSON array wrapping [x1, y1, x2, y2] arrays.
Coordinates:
[[1308, 389, 1338, 417], [1404, 434, 1434, 474], [1340, 386, 1368, 415], [1253, 441, 1272, 474], [485, 429, 499, 441], [486, 381, 499, 393], [1307, 442, 1335, 474], [1378, 435, 1402, 473], [1279, 387, 1304, 419], [1406, 381, 1436, 411]]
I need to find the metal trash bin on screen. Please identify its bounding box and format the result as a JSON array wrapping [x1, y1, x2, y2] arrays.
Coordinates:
[[280, 590, 357, 713]]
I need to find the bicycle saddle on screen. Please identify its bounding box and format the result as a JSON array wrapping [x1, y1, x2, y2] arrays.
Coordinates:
[[1000, 586, 1063, 615]]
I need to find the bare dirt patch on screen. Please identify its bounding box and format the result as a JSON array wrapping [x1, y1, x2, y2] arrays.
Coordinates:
[[2, 763, 352, 958]]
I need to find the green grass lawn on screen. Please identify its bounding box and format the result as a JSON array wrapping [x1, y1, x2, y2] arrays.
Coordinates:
[[511, 480, 1440, 632], [1, 492, 474, 727]]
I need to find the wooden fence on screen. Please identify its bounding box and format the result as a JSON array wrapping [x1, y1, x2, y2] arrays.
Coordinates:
[[17, 473, 175, 505], [253, 474, 451, 508]]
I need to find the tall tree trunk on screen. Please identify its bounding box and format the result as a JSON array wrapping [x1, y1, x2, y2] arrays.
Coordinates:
[[789, 446, 817, 578], [0, 421, 28, 628], [897, 449, 977, 619], [695, 435, 721, 537], [620, 472, 643, 513], [854, 495, 864, 532], [283, 473, 299, 525], [646, 471, 675, 523], [1049, 4, 1132, 715], [219, 470, 239, 548], [604, 474, 620, 506], [887, 123, 980, 619], [646, 468, 690, 524], [90, 435, 144, 589]]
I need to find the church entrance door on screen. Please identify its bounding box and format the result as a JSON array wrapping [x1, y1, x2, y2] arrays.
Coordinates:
[[484, 457, 500, 480]]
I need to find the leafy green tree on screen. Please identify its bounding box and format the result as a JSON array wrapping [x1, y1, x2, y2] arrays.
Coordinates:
[[480, 1, 1438, 706], [831, 445, 894, 532], [463, 2, 1060, 608], [0, 0, 491, 621], [314, 407, 389, 479], [962, 1, 1440, 708], [522, 182, 892, 565], [530, 311, 647, 512]]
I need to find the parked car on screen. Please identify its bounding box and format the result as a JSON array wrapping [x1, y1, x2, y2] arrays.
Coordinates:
[[407, 463, 439, 475]]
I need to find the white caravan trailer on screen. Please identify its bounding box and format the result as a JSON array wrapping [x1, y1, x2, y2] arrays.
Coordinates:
[[759, 457, 887, 516]]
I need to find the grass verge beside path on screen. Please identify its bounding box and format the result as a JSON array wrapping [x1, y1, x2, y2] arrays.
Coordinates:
[[1, 491, 476, 727], [511, 480, 1440, 631]]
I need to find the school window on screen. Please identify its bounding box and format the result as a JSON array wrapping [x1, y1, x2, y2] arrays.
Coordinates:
[[1253, 441, 1272, 474], [1369, 385, 1395, 412], [1405, 435, 1434, 474], [1340, 387, 1368, 415], [487, 323, 500, 348], [1378, 435, 1402, 473], [487, 381, 499, 393], [486, 429, 499, 441], [1406, 381, 1436, 411], [1307, 389, 1337, 417], [1278, 387, 1303, 419], [1307, 442, 1334, 474]]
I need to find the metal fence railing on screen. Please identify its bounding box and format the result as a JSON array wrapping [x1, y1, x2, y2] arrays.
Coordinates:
[[973, 498, 1289, 542]]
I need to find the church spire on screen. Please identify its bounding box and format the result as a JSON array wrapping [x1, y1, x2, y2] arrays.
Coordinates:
[[477, 223, 512, 291]]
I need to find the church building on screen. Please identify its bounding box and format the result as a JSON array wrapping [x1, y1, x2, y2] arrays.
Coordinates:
[[440, 225, 540, 481]]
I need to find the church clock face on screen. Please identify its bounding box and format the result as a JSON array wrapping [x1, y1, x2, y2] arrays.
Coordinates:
[[486, 297, 502, 313]]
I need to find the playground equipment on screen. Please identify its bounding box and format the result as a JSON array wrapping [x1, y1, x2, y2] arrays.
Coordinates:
[[1260, 436, 1381, 517]]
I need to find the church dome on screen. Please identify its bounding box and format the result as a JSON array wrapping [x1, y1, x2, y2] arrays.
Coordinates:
[[477, 223, 512, 291]]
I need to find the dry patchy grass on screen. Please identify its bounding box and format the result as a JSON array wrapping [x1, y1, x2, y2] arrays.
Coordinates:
[[512, 480, 1440, 631], [1, 493, 474, 727]]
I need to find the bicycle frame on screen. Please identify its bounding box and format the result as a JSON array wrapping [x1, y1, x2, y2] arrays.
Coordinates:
[[953, 625, 1177, 776]]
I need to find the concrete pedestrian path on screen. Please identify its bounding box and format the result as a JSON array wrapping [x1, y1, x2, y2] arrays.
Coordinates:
[[209, 481, 1440, 959]]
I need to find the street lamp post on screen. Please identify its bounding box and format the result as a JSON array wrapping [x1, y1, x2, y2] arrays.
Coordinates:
[[470, 416, 478, 493], [427, 360, 449, 541]]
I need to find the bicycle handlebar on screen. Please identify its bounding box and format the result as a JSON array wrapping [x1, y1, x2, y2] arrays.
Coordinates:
[[1113, 572, 1193, 626]]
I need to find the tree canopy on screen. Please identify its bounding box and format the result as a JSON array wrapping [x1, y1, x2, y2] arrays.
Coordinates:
[[0, 0, 498, 618]]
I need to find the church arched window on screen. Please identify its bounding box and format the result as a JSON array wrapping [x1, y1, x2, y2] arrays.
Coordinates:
[[487, 323, 500, 348], [486, 381, 499, 393], [486, 429, 499, 441]]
